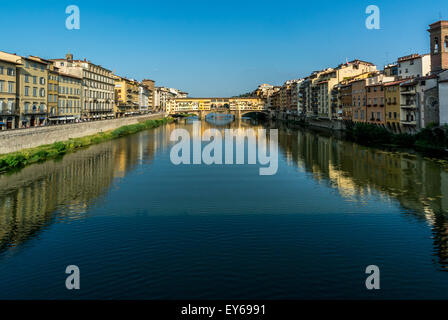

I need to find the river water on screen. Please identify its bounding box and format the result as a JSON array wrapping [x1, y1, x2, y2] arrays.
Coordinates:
[[0, 117, 447, 299]]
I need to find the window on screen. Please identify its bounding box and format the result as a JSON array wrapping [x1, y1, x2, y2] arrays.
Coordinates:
[[33, 76, 37, 84], [8, 82, 14, 93], [377, 112, 381, 120], [25, 86, 29, 96], [40, 88, 45, 97], [33, 87, 37, 97], [0, 66, 3, 74], [7, 68, 14, 76], [434, 37, 439, 54], [389, 112, 392, 119], [25, 75, 29, 83], [445, 36, 448, 52], [39, 77, 45, 85], [0, 81, 3, 92]]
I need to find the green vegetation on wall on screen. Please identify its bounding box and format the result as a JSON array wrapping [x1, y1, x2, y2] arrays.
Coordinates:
[[0, 117, 174, 174], [345, 122, 448, 154]]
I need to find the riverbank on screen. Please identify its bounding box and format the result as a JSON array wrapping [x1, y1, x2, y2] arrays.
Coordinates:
[[0, 113, 166, 154], [0, 117, 174, 174], [283, 118, 448, 158]]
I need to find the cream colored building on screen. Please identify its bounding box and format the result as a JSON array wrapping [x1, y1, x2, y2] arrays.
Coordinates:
[[55, 72, 82, 123], [52, 53, 115, 120], [312, 60, 377, 119]]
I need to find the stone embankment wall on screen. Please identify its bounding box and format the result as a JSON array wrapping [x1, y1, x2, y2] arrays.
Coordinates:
[[269, 111, 346, 131], [0, 113, 165, 154]]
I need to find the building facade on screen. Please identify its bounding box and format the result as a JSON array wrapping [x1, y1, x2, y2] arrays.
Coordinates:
[[0, 57, 19, 130], [366, 83, 385, 125], [384, 80, 405, 132], [142, 79, 155, 111], [56, 72, 82, 123], [18, 56, 49, 128], [439, 70, 448, 125], [114, 76, 140, 117], [47, 65, 59, 121], [53, 53, 115, 120], [397, 54, 431, 80]]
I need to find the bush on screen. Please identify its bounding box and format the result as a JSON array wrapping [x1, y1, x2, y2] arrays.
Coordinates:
[[31, 150, 49, 162], [53, 142, 68, 155], [391, 133, 415, 148], [4, 154, 27, 169], [415, 127, 448, 150], [351, 123, 392, 145]]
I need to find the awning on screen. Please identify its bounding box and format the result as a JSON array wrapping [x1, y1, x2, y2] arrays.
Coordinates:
[[0, 122, 5, 125]]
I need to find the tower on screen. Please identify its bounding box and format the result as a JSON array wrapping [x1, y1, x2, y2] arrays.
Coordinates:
[[428, 20, 448, 72], [65, 52, 73, 62]]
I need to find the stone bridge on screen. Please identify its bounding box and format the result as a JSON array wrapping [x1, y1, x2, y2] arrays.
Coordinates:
[[167, 97, 268, 119]]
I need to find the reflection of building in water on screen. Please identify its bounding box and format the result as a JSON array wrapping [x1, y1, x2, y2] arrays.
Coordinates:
[[0, 143, 116, 252], [0, 127, 170, 253], [276, 123, 448, 269]]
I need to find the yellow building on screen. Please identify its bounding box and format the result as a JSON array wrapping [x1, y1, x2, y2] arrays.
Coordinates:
[[384, 80, 405, 132], [54, 72, 82, 123], [47, 65, 59, 119], [0, 57, 20, 129], [16, 56, 50, 128], [114, 76, 140, 117]]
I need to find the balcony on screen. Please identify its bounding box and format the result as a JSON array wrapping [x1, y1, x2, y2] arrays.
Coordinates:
[[0, 109, 18, 115], [23, 108, 47, 115], [401, 119, 416, 125], [401, 88, 416, 95], [401, 102, 416, 109]]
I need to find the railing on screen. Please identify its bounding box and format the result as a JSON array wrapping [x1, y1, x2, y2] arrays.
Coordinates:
[[0, 109, 17, 115], [0, 112, 164, 132]]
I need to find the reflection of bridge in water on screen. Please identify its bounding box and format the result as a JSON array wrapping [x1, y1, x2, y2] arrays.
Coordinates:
[[167, 97, 268, 119]]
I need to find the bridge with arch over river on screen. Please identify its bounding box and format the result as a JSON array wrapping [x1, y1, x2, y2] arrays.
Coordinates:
[[166, 97, 268, 119]]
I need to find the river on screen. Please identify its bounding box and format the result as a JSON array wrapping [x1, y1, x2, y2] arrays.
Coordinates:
[[0, 117, 447, 299]]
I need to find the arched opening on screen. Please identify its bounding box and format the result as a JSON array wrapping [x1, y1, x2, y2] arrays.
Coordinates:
[[434, 37, 439, 54], [445, 35, 448, 52]]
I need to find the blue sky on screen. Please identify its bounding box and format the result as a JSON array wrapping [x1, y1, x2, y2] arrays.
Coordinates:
[[1, 0, 447, 96]]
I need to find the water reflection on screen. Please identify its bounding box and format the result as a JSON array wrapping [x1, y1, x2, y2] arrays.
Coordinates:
[[273, 121, 448, 270], [0, 124, 176, 253], [0, 119, 448, 272]]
